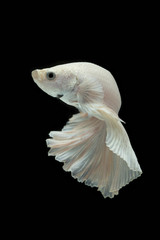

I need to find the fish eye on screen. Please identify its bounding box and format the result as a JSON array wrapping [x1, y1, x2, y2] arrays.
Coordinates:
[[46, 72, 56, 80]]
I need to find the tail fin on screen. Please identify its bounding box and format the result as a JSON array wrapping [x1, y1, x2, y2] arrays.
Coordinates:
[[46, 112, 142, 198]]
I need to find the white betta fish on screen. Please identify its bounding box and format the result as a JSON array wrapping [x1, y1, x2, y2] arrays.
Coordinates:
[[32, 62, 142, 198]]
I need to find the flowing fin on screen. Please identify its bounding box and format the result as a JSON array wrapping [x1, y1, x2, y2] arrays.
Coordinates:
[[77, 77, 104, 104], [46, 111, 142, 198], [77, 77, 104, 114], [96, 106, 142, 173]]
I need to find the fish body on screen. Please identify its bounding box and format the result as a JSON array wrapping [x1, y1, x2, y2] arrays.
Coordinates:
[[32, 62, 142, 198]]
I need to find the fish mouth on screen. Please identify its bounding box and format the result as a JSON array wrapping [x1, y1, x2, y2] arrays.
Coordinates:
[[31, 70, 39, 81], [57, 94, 64, 99]]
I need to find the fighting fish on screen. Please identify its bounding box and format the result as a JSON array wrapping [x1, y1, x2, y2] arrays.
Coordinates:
[[32, 62, 142, 198]]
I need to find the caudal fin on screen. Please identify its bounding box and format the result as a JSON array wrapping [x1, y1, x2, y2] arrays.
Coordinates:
[[46, 112, 142, 198]]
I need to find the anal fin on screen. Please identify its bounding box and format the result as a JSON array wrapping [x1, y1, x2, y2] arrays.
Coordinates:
[[46, 111, 142, 198]]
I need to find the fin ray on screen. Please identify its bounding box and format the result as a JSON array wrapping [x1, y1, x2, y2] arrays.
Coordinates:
[[46, 111, 142, 198]]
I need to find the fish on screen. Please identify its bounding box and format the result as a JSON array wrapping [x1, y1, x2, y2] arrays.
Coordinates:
[[32, 62, 142, 198]]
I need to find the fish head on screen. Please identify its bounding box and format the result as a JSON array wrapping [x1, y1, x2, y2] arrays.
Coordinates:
[[32, 65, 79, 106]]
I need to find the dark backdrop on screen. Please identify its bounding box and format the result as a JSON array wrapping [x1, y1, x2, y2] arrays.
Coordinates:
[[8, 2, 154, 237], [24, 35, 147, 216]]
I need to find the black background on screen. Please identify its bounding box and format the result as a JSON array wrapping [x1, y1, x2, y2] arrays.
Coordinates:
[[6, 2, 156, 237]]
